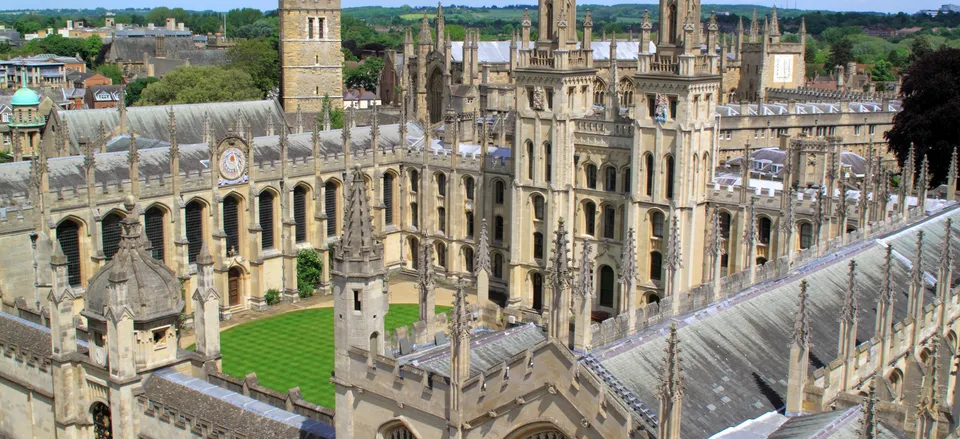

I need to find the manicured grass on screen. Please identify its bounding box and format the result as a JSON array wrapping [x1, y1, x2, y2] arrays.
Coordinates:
[[216, 304, 450, 409]]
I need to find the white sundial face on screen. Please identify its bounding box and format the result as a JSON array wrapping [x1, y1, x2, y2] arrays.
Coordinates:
[[219, 147, 246, 181]]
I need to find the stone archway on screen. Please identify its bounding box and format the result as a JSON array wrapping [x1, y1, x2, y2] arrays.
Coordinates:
[[506, 422, 571, 439]]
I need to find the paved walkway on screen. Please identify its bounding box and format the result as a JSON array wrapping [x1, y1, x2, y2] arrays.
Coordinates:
[[180, 274, 461, 347]]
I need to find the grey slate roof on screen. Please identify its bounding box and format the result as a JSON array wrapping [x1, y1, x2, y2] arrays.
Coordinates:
[[589, 207, 960, 438], [55, 99, 285, 154], [143, 369, 335, 439], [0, 122, 425, 197], [767, 405, 908, 438], [399, 323, 547, 378], [107, 36, 195, 62], [726, 147, 868, 177], [0, 311, 54, 358]]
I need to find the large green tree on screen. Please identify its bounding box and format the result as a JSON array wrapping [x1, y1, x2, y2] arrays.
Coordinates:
[[886, 47, 960, 187], [828, 38, 854, 69], [226, 38, 279, 97], [125, 77, 159, 106], [137, 65, 261, 106], [909, 36, 933, 65], [97, 64, 123, 84]]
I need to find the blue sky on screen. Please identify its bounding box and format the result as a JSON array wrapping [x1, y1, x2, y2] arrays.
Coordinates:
[[20, 0, 946, 14]]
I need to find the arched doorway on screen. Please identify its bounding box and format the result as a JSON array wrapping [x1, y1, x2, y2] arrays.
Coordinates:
[[599, 265, 615, 308], [91, 402, 111, 439], [428, 69, 443, 124], [532, 272, 544, 311], [228, 267, 243, 307]]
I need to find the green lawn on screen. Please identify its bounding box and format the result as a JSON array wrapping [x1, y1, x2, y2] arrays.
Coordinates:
[[216, 304, 450, 409]]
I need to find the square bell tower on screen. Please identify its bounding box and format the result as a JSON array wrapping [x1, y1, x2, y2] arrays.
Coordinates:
[[279, 0, 344, 112]]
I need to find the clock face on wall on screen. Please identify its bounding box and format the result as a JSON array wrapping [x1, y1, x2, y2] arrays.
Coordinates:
[[219, 147, 246, 181]]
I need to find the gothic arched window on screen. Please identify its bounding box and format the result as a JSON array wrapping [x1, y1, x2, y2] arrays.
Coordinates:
[[599, 265, 615, 308], [145, 206, 166, 262], [101, 212, 123, 261], [56, 219, 82, 286]]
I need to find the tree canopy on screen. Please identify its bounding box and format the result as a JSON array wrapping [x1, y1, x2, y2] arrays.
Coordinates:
[[885, 48, 960, 187], [827, 39, 854, 69], [125, 77, 159, 107], [344, 56, 384, 91], [226, 37, 280, 97], [137, 65, 261, 106]]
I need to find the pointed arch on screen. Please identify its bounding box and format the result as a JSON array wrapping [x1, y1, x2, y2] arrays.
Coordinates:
[[100, 209, 125, 261], [293, 183, 312, 243], [222, 193, 243, 256], [56, 217, 84, 287], [144, 205, 168, 262], [378, 418, 421, 439], [598, 265, 615, 308], [325, 179, 341, 237], [593, 77, 607, 106], [258, 187, 278, 251], [185, 199, 207, 264], [644, 152, 655, 196]]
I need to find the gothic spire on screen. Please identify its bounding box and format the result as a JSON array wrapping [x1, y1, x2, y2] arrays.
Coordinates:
[[841, 260, 859, 325], [882, 245, 895, 307], [745, 196, 758, 246], [168, 108, 179, 160], [940, 218, 953, 272], [912, 231, 925, 292], [418, 237, 435, 292], [419, 15, 432, 45], [792, 280, 811, 347], [657, 323, 684, 401], [666, 214, 683, 271], [451, 278, 470, 341], [575, 240, 594, 299], [583, 8, 593, 28], [548, 218, 571, 289], [620, 228, 638, 287], [710, 207, 724, 257], [641, 9, 652, 31], [769, 4, 781, 36], [918, 154, 930, 193], [475, 218, 491, 276], [128, 132, 138, 165], [905, 144, 917, 191], [335, 165, 381, 262]]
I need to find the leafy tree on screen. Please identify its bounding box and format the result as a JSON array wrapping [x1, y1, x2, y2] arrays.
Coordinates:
[[0, 41, 11, 54], [83, 35, 102, 63], [232, 20, 277, 39], [344, 56, 384, 90], [0, 151, 13, 164], [870, 59, 895, 82], [226, 8, 263, 36], [909, 35, 933, 65], [341, 48, 359, 62], [887, 48, 908, 68], [296, 249, 323, 298], [226, 37, 279, 97], [827, 38, 854, 69], [886, 48, 960, 187], [137, 65, 261, 105], [125, 77, 159, 106], [97, 64, 123, 84]]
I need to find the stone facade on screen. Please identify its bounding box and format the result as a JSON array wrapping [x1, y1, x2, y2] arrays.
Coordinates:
[[279, 0, 344, 112]]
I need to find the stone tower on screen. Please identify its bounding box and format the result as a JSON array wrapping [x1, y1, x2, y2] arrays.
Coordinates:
[[278, 0, 343, 112], [509, 0, 595, 307], [333, 165, 388, 437]]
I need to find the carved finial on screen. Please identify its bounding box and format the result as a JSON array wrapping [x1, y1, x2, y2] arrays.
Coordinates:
[[840, 260, 859, 325], [418, 238, 436, 293], [451, 278, 470, 340], [857, 377, 879, 439], [710, 207, 724, 256], [746, 196, 758, 245], [918, 154, 930, 192], [335, 166, 380, 261], [940, 218, 953, 271], [780, 188, 796, 234], [949, 147, 958, 184], [419, 15, 432, 44], [548, 218, 570, 289], [475, 219, 491, 276], [769, 4, 781, 36], [792, 280, 811, 347], [575, 240, 594, 299], [708, 11, 719, 32], [882, 245, 895, 307], [912, 230, 925, 287], [583, 9, 593, 28], [128, 132, 138, 165], [521, 8, 531, 27], [656, 323, 684, 401], [641, 10, 652, 30], [168, 109, 179, 160], [666, 214, 682, 270]]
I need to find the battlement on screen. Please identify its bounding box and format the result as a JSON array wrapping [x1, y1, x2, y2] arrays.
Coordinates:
[[206, 370, 334, 425]]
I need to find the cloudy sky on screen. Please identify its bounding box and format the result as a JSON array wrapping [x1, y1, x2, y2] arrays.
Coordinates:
[[23, 0, 943, 14]]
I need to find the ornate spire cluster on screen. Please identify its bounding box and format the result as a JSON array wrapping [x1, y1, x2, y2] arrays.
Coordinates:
[[745, 197, 758, 246], [792, 280, 811, 347], [911, 231, 925, 289], [657, 324, 684, 402], [418, 238, 435, 291], [335, 165, 381, 262], [710, 208, 725, 257], [940, 218, 953, 270]]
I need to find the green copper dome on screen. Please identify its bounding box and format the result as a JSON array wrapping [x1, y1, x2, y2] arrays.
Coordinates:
[[11, 87, 40, 106]]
